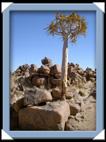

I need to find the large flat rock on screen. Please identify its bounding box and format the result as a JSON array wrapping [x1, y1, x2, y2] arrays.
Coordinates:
[[19, 100, 70, 130]]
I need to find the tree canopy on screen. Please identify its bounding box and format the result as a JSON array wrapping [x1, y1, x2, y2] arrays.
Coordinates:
[[47, 12, 87, 42]]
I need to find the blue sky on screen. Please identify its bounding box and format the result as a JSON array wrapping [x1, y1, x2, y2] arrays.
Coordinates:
[[10, 11, 96, 71]]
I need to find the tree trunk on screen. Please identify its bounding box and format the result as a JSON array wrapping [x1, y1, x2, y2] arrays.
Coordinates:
[[61, 38, 68, 99]]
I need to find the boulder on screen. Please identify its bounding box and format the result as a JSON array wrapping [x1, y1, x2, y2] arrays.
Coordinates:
[[51, 87, 62, 100], [69, 103, 80, 115], [24, 70, 30, 78], [24, 87, 52, 106], [12, 97, 24, 112], [79, 89, 89, 96], [31, 77, 46, 87], [19, 64, 29, 72], [19, 100, 70, 130], [65, 103, 96, 130], [50, 78, 62, 87], [77, 69, 84, 76], [10, 91, 24, 105], [54, 73, 61, 79], [10, 107, 18, 130], [29, 64, 37, 75], [41, 57, 52, 67], [38, 65, 50, 75], [66, 88, 79, 99], [69, 72, 77, 80], [50, 64, 61, 76], [10, 91, 24, 112]]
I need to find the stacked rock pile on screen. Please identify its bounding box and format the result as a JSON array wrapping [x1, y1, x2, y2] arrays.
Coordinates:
[[10, 57, 96, 130]]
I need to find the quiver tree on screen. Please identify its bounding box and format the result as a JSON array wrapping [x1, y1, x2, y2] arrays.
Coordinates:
[[46, 12, 87, 99]]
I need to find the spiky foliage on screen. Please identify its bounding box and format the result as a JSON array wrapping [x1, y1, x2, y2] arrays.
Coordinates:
[[47, 12, 87, 42]]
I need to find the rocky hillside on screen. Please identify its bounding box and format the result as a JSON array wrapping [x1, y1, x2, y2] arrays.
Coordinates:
[[10, 57, 96, 130]]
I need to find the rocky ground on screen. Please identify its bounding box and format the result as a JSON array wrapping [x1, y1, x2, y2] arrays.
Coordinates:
[[10, 57, 96, 130]]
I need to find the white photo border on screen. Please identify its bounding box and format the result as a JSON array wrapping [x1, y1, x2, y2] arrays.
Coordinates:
[[2, 3, 104, 139]]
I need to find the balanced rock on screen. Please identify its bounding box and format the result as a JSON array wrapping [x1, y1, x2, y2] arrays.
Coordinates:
[[41, 57, 52, 67], [19, 100, 70, 130], [24, 87, 52, 106]]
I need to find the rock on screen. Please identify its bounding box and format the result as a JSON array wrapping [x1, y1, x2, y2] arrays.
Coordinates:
[[66, 87, 78, 99], [51, 87, 62, 100], [69, 103, 80, 115], [90, 89, 96, 99], [10, 107, 18, 130], [12, 97, 24, 112], [89, 77, 95, 82], [68, 63, 75, 67], [29, 64, 37, 75], [54, 73, 61, 79], [77, 69, 84, 76], [31, 77, 46, 87], [50, 64, 61, 76], [69, 72, 77, 80], [41, 57, 52, 67], [75, 64, 79, 68], [85, 68, 96, 81], [79, 89, 89, 96], [24, 70, 30, 78], [24, 87, 52, 106], [10, 91, 24, 105], [19, 100, 70, 130], [50, 78, 62, 87], [10, 91, 24, 112], [38, 65, 50, 75], [17, 83, 24, 91], [65, 103, 96, 130], [15, 69, 21, 76], [19, 64, 29, 72]]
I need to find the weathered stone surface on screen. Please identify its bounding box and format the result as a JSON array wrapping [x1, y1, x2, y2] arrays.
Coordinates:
[[32, 77, 46, 87], [12, 97, 24, 112], [50, 78, 62, 87], [10, 107, 18, 130], [51, 87, 62, 100], [54, 73, 61, 79], [19, 64, 30, 72], [41, 57, 52, 67], [10, 91, 24, 105], [69, 103, 80, 115], [10, 91, 24, 112], [50, 64, 61, 75], [38, 65, 50, 75], [65, 103, 96, 130], [79, 89, 89, 96], [29, 64, 37, 75], [19, 100, 70, 130], [24, 87, 52, 106], [66, 87, 79, 99]]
